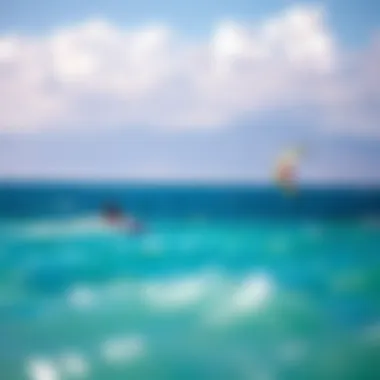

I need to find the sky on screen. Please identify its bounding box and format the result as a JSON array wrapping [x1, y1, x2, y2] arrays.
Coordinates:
[[0, 0, 379, 183]]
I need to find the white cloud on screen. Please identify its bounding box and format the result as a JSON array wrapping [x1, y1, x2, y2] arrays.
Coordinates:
[[0, 5, 378, 134]]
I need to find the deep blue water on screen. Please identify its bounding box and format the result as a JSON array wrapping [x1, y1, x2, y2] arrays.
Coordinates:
[[1, 182, 379, 219], [0, 182, 379, 380]]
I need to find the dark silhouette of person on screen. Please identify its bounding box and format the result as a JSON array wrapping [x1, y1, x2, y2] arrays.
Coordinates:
[[102, 203, 144, 233]]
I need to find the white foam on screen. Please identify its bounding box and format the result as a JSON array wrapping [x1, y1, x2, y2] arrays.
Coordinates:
[[66, 271, 273, 324], [101, 335, 145, 365], [205, 272, 274, 325], [59, 352, 89, 377], [65, 280, 149, 314], [231, 274, 273, 312], [67, 286, 96, 309], [27, 358, 60, 380], [143, 274, 212, 310], [19, 216, 111, 239]]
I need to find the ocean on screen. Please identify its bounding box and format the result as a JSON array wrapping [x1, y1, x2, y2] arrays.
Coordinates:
[[0, 182, 380, 380]]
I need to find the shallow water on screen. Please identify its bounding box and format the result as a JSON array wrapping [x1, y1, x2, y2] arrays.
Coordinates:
[[0, 184, 380, 380]]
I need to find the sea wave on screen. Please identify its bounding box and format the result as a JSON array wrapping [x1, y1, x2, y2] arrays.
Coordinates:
[[2, 216, 114, 240], [25, 333, 146, 380], [64, 270, 275, 323], [204, 272, 275, 325]]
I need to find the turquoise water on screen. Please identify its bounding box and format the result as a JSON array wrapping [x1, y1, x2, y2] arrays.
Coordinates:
[[0, 184, 380, 380]]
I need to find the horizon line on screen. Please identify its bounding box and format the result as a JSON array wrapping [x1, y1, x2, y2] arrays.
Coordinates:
[[0, 177, 379, 188]]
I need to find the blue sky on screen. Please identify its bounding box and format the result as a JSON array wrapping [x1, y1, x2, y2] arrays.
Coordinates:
[[0, 0, 379, 183], [0, 0, 380, 46], [1, 0, 378, 46]]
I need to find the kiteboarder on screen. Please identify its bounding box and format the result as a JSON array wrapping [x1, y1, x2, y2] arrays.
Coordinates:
[[102, 203, 144, 234], [274, 146, 306, 195]]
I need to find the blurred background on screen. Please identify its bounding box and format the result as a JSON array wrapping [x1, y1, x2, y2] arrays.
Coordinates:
[[0, 1, 380, 379]]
